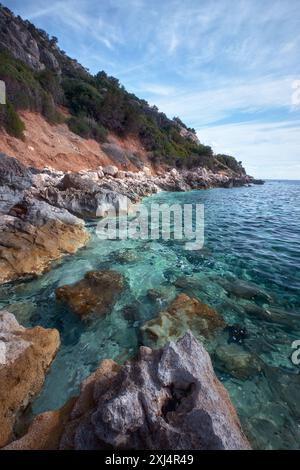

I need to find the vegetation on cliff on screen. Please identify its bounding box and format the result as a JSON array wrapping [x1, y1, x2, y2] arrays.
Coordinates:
[[0, 4, 245, 174]]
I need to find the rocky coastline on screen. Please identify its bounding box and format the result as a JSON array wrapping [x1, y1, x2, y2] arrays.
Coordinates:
[[0, 151, 263, 284], [0, 151, 261, 450]]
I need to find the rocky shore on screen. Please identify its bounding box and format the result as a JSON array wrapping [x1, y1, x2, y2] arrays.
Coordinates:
[[3, 332, 250, 450], [0, 151, 260, 450], [0, 151, 262, 284]]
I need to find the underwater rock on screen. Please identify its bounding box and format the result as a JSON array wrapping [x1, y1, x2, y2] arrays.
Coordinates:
[[226, 324, 248, 344], [214, 343, 262, 380], [0, 311, 60, 447], [56, 270, 124, 318], [141, 293, 226, 347], [114, 249, 139, 264], [219, 278, 272, 303], [147, 287, 170, 303], [59, 332, 250, 450]]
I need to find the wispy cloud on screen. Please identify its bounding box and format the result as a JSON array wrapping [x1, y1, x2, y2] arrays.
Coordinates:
[[199, 120, 300, 179]]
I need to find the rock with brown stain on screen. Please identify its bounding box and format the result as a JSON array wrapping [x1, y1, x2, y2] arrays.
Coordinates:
[[142, 293, 226, 348], [0, 213, 89, 284], [0, 311, 60, 447], [3, 399, 76, 450], [59, 333, 250, 450], [56, 270, 124, 318]]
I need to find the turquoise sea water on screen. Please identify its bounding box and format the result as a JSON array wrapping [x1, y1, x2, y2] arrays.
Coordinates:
[[1, 180, 300, 449]]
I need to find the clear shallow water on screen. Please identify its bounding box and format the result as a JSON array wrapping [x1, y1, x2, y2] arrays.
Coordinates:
[[1, 180, 300, 449]]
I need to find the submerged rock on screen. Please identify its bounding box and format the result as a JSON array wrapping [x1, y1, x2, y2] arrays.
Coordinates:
[[56, 270, 124, 318], [0, 311, 60, 447], [219, 278, 272, 303], [59, 333, 250, 450], [214, 343, 262, 380], [142, 293, 225, 347]]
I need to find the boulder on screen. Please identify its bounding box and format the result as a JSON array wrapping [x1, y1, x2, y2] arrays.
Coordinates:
[[143, 166, 152, 176], [60, 333, 251, 450], [142, 293, 225, 347], [56, 270, 124, 318], [103, 165, 119, 177], [0, 311, 60, 447], [0, 208, 89, 284]]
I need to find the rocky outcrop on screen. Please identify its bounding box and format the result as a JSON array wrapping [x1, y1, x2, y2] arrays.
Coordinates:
[[0, 206, 89, 284], [58, 333, 250, 450], [56, 270, 124, 318], [0, 7, 61, 73], [0, 311, 60, 447], [0, 152, 262, 286], [0, 154, 89, 284], [142, 294, 226, 348]]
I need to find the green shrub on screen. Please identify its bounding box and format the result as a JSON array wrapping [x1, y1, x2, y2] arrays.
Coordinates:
[[68, 115, 90, 138], [68, 115, 107, 143], [5, 101, 25, 138]]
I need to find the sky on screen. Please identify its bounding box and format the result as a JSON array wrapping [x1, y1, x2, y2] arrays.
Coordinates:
[[4, 0, 300, 178]]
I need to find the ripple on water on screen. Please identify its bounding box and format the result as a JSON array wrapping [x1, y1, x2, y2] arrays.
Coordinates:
[[1, 181, 300, 449]]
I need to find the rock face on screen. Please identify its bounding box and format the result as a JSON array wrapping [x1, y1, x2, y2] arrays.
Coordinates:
[[56, 270, 124, 318], [59, 333, 251, 450], [0, 208, 89, 284], [0, 154, 90, 284], [142, 294, 226, 348], [0, 311, 60, 447], [0, 7, 63, 73]]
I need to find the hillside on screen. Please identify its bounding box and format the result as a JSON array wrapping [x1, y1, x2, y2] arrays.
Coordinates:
[[0, 4, 245, 175]]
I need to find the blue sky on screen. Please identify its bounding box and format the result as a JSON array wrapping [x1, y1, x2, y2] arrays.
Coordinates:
[[4, 0, 300, 178]]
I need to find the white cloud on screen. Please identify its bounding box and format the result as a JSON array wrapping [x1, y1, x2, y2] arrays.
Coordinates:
[[139, 83, 176, 96], [198, 120, 300, 179]]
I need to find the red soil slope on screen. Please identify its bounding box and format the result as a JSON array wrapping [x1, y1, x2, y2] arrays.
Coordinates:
[[0, 111, 149, 172]]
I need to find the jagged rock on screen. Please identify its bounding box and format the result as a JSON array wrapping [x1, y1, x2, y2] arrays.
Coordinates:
[[0, 311, 60, 447], [60, 333, 251, 450], [0, 153, 32, 190], [58, 173, 98, 192], [103, 165, 119, 177], [56, 270, 124, 318], [142, 294, 226, 347], [0, 206, 89, 284], [41, 183, 130, 218]]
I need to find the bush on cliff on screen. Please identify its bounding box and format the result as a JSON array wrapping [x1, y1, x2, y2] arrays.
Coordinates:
[[5, 101, 25, 138]]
